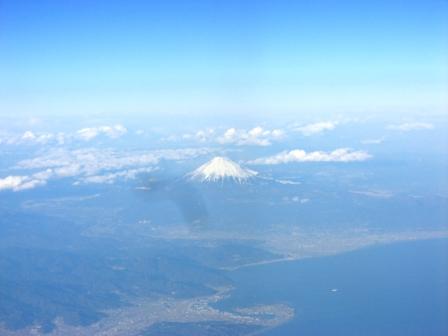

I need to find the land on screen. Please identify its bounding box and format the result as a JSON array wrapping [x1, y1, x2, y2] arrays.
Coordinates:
[[0, 288, 293, 336], [2, 185, 447, 335]]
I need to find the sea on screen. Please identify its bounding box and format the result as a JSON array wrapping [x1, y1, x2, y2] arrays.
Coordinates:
[[218, 238, 448, 336]]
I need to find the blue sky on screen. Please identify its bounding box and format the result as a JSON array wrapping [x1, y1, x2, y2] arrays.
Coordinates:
[[0, 0, 447, 120]]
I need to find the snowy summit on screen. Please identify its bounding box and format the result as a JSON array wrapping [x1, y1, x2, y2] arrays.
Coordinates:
[[188, 156, 257, 183]]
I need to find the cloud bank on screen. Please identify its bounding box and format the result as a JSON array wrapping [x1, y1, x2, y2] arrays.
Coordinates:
[[218, 126, 284, 146], [171, 126, 284, 146], [76, 124, 128, 141], [248, 148, 371, 165], [0, 147, 212, 191], [0, 124, 128, 146], [295, 121, 338, 136], [386, 122, 434, 131]]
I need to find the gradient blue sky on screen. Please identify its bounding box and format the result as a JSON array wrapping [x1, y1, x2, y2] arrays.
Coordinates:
[[0, 0, 447, 120]]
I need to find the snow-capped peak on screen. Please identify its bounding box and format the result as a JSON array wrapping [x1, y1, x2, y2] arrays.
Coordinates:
[[188, 156, 257, 183]]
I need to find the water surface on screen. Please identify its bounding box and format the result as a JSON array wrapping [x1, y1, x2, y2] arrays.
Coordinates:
[[219, 239, 448, 336]]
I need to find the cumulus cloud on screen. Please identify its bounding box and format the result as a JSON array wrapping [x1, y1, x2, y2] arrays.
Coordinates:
[[217, 126, 284, 146], [17, 147, 210, 172], [0, 147, 212, 191], [0, 176, 26, 191], [0, 175, 46, 191], [0, 131, 64, 146], [164, 126, 284, 146], [0, 124, 129, 146], [295, 121, 337, 136], [76, 124, 127, 141], [21, 131, 36, 141], [78, 167, 156, 185], [248, 148, 372, 165], [386, 122, 434, 131], [181, 128, 216, 143]]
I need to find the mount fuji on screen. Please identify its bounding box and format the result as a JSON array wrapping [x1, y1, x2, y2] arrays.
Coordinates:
[[187, 156, 257, 183]]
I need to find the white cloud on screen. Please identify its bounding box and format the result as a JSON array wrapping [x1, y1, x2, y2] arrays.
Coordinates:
[[386, 122, 434, 132], [76, 128, 98, 141], [219, 128, 237, 143], [0, 175, 46, 191], [248, 148, 372, 165], [0, 124, 128, 146], [282, 196, 310, 204], [79, 167, 156, 185], [164, 126, 284, 146], [32, 169, 54, 180], [275, 179, 301, 185], [218, 126, 284, 146], [54, 164, 82, 177], [1, 147, 212, 191], [17, 147, 210, 171], [0, 176, 26, 191], [16, 179, 47, 190], [76, 124, 128, 141], [21, 131, 36, 141], [295, 121, 337, 136], [0, 131, 61, 145], [193, 128, 216, 142], [165, 128, 216, 143], [30, 132, 56, 144]]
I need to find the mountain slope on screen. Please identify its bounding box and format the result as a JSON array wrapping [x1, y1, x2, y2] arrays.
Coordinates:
[[188, 157, 257, 183]]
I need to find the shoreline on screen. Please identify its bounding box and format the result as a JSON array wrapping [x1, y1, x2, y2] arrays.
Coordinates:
[[221, 230, 448, 271]]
